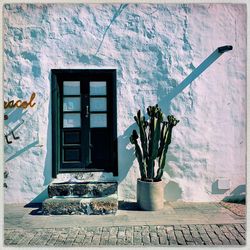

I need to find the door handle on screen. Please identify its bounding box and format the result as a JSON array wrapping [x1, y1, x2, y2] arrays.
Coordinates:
[[85, 105, 89, 118]]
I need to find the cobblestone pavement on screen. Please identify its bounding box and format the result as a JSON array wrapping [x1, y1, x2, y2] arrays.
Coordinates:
[[4, 223, 246, 246]]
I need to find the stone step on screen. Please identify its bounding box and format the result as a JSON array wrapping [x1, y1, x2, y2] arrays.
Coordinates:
[[48, 181, 118, 198], [42, 194, 118, 215]]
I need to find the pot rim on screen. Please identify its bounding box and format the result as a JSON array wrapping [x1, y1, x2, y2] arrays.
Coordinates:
[[137, 178, 163, 183]]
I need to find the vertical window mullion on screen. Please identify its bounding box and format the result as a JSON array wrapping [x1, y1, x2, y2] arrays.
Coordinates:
[[81, 79, 91, 167]]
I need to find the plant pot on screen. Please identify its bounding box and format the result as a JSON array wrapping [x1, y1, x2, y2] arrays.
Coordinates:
[[137, 179, 164, 211]]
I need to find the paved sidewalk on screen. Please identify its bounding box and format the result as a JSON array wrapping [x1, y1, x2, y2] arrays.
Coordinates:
[[4, 202, 246, 246], [4, 223, 246, 246]]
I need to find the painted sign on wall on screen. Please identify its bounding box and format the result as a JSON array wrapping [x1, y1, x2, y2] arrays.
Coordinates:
[[4, 92, 37, 143], [4, 92, 36, 109]]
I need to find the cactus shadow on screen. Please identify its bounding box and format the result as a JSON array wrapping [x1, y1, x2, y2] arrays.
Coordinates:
[[117, 122, 137, 182], [164, 150, 179, 177]]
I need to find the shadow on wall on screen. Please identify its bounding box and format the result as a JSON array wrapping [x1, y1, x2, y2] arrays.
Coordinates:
[[157, 48, 228, 115], [164, 181, 182, 201], [4, 81, 52, 203], [211, 180, 229, 195], [25, 188, 48, 206], [223, 184, 246, 203], [157, 48, 230, 200], [4, 108, 27, 144], [5, 140, 39, 162], [4, 108, 38, 162], [118, 48, 229, 201], [43, 85, 53, 186], [117, 123, 138, 183], [4, 108, 27, 126]]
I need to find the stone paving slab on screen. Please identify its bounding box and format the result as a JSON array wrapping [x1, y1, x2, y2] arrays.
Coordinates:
[[4, 223, 246, 246]]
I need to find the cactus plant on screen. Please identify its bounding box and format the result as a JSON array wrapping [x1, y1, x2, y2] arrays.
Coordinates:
[[130, 104, 179, 182]]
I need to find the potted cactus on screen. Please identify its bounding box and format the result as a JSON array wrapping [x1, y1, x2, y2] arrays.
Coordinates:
[[130, 104, 179, 210]]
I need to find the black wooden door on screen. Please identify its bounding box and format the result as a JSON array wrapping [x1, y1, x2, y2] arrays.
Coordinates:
[[52, 70, 117, 177]]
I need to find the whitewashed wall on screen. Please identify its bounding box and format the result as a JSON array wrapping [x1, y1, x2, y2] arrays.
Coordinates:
[[3, 3, 246, 203]]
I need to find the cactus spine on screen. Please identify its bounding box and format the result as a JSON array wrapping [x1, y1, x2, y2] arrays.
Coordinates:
[[130, 105, 179, 181]]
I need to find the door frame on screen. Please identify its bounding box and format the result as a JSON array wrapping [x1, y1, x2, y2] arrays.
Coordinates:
[[51, 69, 118, 178]]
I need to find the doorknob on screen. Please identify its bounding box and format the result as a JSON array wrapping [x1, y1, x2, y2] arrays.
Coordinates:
[[85, 105, 89, 118]]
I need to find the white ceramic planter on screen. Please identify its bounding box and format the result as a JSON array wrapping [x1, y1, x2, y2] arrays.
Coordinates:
[[137, 179, 164, 211]]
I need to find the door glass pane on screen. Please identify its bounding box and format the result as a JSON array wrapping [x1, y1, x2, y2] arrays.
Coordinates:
[[63, 81, 80, 95], [90, 97, 107, 112], [90, 81, 106, 95], [63, 97, 81, 111], [63, 113, 81, 128], [90, 114, 107, 128]]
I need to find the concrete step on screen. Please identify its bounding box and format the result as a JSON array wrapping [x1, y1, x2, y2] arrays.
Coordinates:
[[42, 194, 118, 215], [48, 181, 118, 198]]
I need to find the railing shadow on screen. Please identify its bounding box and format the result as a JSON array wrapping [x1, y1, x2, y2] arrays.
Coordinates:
[[158, 46, 233, 115], [5, 140, 39, 162]]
